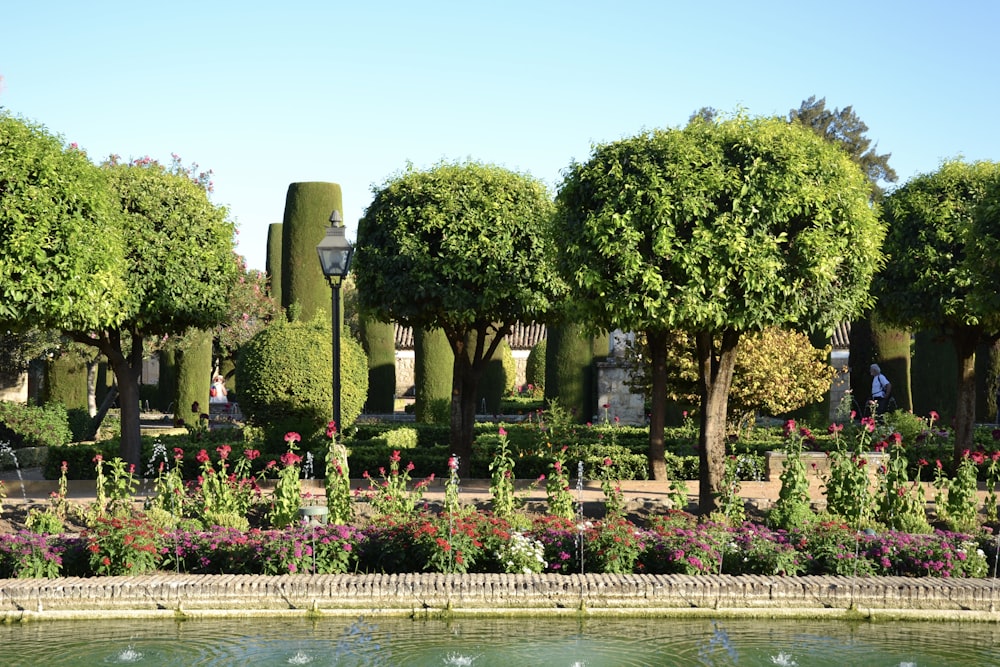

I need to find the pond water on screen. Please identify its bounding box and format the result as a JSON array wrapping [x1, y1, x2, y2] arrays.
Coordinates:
[[1, 615, 998, 666]]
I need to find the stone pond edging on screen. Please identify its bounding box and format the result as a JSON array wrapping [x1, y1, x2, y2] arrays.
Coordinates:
[[3, 573, 1000, 623]]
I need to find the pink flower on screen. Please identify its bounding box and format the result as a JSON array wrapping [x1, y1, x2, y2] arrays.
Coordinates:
[[280, 451, 303, 467], [196, 449, 210, 464], [216, 444, 232, 460], [498, 426, 507, 437], [603, 457, 613, 467], [284, 432, 301, 444], [244, 449, 260, 461]]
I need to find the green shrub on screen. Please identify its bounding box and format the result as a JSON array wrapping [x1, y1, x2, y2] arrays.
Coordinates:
[[525, 339, 546, 391], [66, 408, 91, 442], [0, 401, 73, 449], [236, 316, 368, 441], [476, 336, 516, 414]]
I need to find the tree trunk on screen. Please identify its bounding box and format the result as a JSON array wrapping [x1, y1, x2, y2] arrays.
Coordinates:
[[647, 329, 668, 481], [449, 353, 483, 478], [952, 327, 979, 466], [696, 329, 740, 515], [86, 359, 99, 418], [73, 330, 144, 469]]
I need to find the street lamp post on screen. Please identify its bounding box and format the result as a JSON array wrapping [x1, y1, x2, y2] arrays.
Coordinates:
[[316, 210, 355, 435]]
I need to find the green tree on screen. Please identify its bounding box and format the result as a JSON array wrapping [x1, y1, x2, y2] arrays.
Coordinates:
[[0, 118, 239, 468], [875, 160, 1000, 463], [212, 258, 281, 380], [626, 328, 836, 431], [355, 161, 557, 473], [789, 95, 897, 200], [0, 114, 130, 333], [555, 114, 882, 512]]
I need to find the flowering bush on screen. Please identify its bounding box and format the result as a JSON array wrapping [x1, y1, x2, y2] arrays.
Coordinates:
[[84, 515, 164, 576], [496, 531, 547, 574], [769, 420, 815, 530], [267, 432, 304, 528], [194, 444, 262, 530], [0, 530, 63, 578], [324, 421, 354, 525], [823, 415, 876, 529], [544, 445, 575, 520], [874, 431, 932, 534], [359, 450, 434, 517], [598, 457, 626, 520], [489, 427, 519, 519]]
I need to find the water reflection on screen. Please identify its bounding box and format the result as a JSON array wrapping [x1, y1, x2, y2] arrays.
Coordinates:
[[1, 616, 998, 666]]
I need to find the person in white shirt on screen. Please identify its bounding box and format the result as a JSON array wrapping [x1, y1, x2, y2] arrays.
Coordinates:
[[869, 363, 892, 415], [210, 375, 229, 404]]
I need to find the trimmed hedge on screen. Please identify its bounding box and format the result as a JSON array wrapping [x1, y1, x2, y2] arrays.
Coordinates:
[[0, 401, 73, 449], [236, 316, 368, 442]]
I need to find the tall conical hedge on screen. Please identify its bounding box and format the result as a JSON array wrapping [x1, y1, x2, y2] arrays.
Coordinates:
[[281, 183, 343, 321], [911, 330, 957, 422], [850, 314, 911, 415], [266, 222, 283, 301], [44, 355, 88, 410], [415, 327, 452, 424], [545, 322, 594, 423], [156, 348, 177, 412], [470, 332, 515, 415], [176, 329, 213, 425], [525, 339, 547, 390], [360, 315, 396, 413]]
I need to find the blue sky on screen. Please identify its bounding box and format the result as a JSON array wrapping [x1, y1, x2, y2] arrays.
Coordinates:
[[3, 1, 998, 271]]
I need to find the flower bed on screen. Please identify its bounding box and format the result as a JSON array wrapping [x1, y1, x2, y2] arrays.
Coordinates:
[[0, 510, 990, 580]]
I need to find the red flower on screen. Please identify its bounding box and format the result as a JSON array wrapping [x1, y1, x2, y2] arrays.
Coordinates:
[[196, 449, 210, 464], [280, 451, 303, 467], [244, 449, 260, 461], [284, 432, 301, 444], [390, 450, 401, 464], [326, 421, 338, 438], [216, 444, 232, 460]]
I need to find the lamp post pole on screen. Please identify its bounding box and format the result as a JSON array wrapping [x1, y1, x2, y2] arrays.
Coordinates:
[[330, 272, 342, 432], [316, 210, 354, 436]]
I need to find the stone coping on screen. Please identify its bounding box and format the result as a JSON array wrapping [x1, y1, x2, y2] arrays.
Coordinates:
[[3, 573, 1000, 623]]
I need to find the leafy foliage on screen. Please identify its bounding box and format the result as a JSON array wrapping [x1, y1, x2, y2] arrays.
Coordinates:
[[876, 160, 1000, 460], [789, 95, 897, 200], [235, 316, 368, 441], [626, 327, 836, 428], [355, 161, 558, 472], [0, 114, 129, 331], [0, 401, 73, 449], [554, 113, 884, 510]]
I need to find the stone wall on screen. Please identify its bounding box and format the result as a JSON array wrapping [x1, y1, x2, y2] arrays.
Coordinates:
[[2, 573, 997, 619]]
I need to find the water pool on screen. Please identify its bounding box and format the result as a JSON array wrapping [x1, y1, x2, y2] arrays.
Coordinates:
[[1, 616, 998, 666]]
